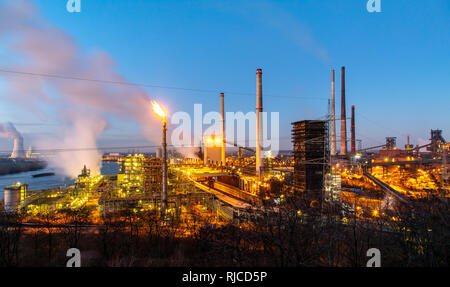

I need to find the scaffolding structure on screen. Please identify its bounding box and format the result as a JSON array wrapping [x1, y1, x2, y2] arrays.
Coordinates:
[[143, 157, 163, 196], [428, 129, 446, 155], [291, 120, 330, 203], [117, 154, 162, 197]]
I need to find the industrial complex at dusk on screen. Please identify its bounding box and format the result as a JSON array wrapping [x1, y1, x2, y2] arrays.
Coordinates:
[[0, 0, 448, 273]]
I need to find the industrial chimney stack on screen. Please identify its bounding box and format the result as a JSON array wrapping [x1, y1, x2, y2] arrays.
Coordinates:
[[256, 69, 263, 178], [330, 69, 336, 155], [351, 105, 356, 154], [340, 66, 347, 156], [220, 93, 226, 165]]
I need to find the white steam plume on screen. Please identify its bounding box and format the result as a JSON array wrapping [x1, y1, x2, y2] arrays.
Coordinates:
[[40, 112, 108, 177], [0, 0, 160, 177], [0, 122, 21, 140], [0, 122, 25, 158]]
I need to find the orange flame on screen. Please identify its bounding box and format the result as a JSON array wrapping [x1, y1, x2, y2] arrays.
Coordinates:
[[152, 101, 166, 118]]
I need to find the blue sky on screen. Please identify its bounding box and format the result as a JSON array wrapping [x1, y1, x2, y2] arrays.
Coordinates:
[[0, 0, 449, 152]]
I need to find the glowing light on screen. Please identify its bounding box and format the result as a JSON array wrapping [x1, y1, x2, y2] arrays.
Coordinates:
[[152, 101, 166, 118]]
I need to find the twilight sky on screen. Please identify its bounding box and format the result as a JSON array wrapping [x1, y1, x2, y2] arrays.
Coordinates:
[[0, 0, 449, 153]]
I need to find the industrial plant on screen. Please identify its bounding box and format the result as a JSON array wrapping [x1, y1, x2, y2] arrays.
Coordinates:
[[0, 122, 46, 176], [0, 67, 448, 267]]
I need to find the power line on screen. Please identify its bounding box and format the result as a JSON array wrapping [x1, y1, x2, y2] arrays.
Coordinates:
[[356, 111, 403, 136], [0, 136, 295, 154], [0, 145, 162, 154], [0, 68, 327, 101]]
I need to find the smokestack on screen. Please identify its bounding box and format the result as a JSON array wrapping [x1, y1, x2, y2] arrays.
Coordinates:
[[351, 105, 356, 154], [330, 69, 337, 155], [340, 66, 347, 156], [220, 93, 226, 165], [256, 69, 263, 178], [11, 135, 25, 158]]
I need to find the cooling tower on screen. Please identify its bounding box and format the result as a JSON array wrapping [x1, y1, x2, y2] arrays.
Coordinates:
[[10, 136, 25, 158]]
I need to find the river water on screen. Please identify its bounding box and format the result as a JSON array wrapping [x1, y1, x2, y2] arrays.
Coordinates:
[[0, 161, 119, 201]]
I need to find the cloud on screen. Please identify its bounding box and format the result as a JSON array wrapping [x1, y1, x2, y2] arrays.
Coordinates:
[[210, 0, 331, 64], [0, 0, 160, 177]]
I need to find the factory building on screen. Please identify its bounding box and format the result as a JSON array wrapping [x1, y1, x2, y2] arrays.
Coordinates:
[[428, 129, 446, 156], [374, 137, 410, 160], [203, 134, 222, 165], [292, 120, 329, 203]]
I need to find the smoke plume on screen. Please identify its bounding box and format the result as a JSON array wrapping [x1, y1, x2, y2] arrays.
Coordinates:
[[0, 122, 25, 158], [41, 112, 108, 177], [0, 0, 160, 177], [0, 122, 21, 140]]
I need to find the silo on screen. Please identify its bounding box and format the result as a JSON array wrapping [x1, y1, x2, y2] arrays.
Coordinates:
[[3, 182, 27, 214], [4, 186, 20, 214]]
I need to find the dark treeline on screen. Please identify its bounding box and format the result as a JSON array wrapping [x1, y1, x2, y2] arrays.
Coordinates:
[[0, 194, 449, 267]]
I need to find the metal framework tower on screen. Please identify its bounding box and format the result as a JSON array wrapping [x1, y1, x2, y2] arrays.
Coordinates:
[[291, 120, 330, 205]]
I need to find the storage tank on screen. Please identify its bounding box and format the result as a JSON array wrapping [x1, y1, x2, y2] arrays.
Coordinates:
[[3, 182, 27, 214]]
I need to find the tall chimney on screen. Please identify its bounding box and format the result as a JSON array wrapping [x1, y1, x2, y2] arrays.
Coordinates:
[[351, 105, 356, 154], [330, 69, 337, 155], [220, 93, 226, 165], [256, 69, 263, 178], [340, 66, 347, 156]]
